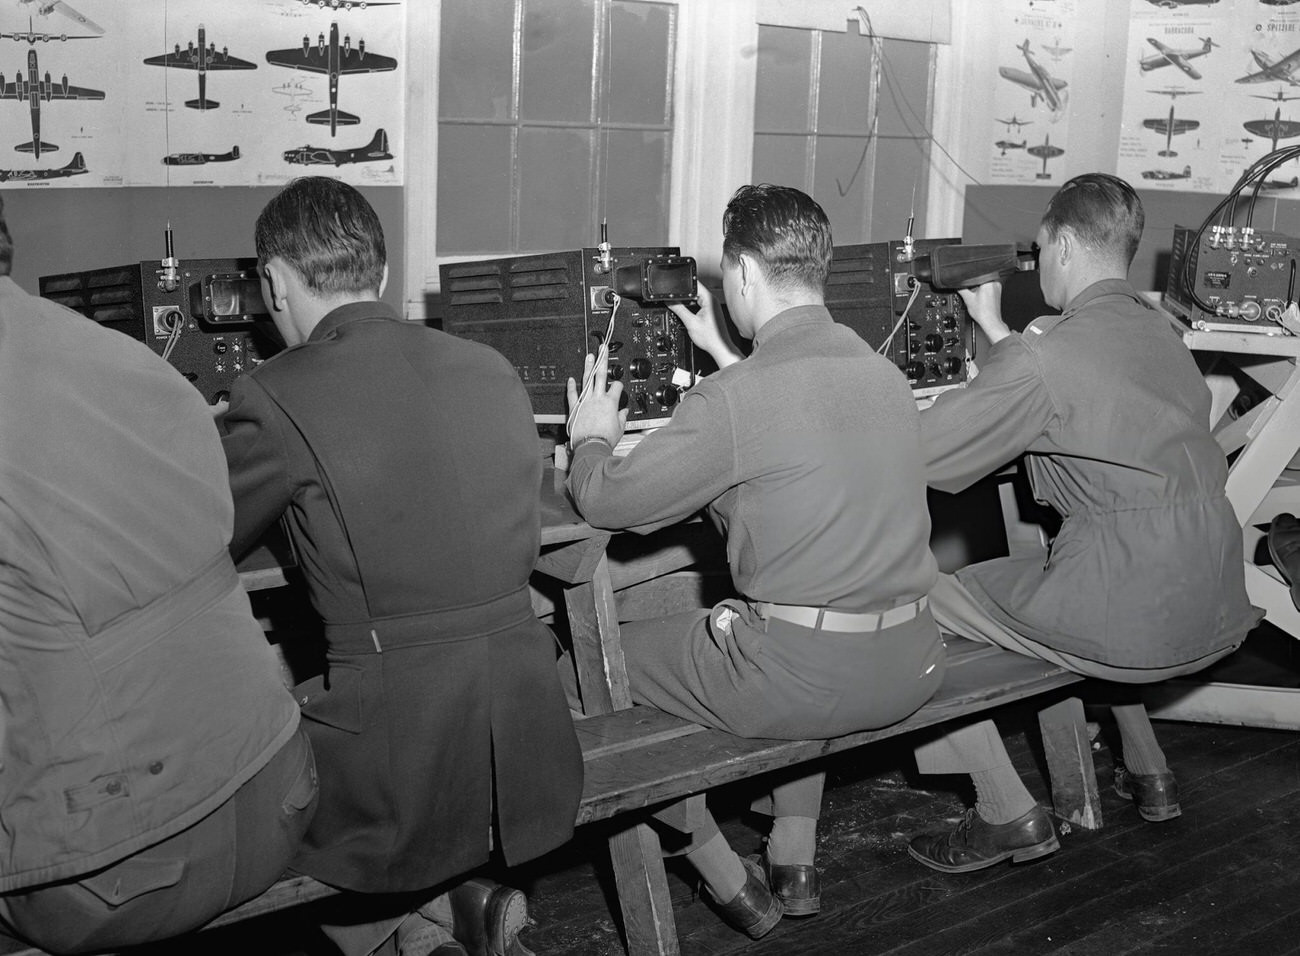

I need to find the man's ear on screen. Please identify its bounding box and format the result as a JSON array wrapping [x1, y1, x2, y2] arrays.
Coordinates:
[[737, 253, 756, 297], [378, 262, 389, 299], [1056, 228, 1074, 266], [262, 259, 291, 311]]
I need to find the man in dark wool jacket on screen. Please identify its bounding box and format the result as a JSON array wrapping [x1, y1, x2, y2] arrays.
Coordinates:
[[221, 176, 583, 956]]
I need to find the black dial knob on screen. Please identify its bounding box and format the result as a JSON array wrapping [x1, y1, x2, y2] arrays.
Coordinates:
[[924, 333, 944, 352], [607, 362, 624, 381], [629, 358, 651, 380], [943, 356, 962, 375], [655, 384, 680, 407], [905, 361, 925, 380]]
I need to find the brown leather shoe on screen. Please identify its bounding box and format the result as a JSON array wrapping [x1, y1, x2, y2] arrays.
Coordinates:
[[761, 851, 820, 917], [1114, 763, 1181, 822], [908, 806, 1060, 873], [706, 854, 783, 939], [448, 879, 533, 956]]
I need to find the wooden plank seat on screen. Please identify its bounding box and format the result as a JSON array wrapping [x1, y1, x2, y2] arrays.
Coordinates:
[[0, 638, 1099, 956]]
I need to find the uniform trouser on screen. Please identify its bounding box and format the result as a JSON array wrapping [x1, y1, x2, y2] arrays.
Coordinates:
[[614, 599, 945, 851], [915, 572, 1237, 776], [0, 725, 317, 955]]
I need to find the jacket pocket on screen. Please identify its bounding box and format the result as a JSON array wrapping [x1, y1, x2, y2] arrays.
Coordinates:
[[77, 856, 185, 907], [294, 664, 364, 734]]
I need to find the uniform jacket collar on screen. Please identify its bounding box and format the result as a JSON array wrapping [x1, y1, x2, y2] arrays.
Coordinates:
[[752, 303, 832, 350], [309, 299, 400, 343]]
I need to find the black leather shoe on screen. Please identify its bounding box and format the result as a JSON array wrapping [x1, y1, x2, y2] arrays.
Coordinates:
[[448, 879, 533, 956], [761, 851, 820, 917], [1114, 763, 1181, 822], [706, 854, 783, 939], [908, 806, 1060, 873], [1268, 512, 1300, 612]]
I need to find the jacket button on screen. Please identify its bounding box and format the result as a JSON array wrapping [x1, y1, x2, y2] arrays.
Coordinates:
[[299, 696, 309, 705], [149, 761, 164, 775], [105, 779, 122, 795]]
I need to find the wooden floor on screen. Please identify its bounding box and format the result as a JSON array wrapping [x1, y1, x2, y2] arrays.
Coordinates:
[[9, 629, 1299, 956]]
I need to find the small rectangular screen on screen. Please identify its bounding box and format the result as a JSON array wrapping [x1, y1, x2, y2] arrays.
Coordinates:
[[204, 275, 269, 322], [644, 258, 696, 302]]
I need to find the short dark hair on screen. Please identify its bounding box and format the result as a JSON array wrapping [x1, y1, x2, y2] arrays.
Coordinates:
[[254, 176, 385, 296], [0, 194, 12, 276], [722, 184, 833, 294], [1041, 173, 1144, 267]]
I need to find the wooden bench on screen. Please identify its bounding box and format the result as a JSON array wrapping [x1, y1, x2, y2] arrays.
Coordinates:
[[0, 637, 1100, 956]]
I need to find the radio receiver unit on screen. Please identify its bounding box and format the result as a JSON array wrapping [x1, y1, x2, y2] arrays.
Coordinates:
[[1165, 224, 1299, 334], [40, 258, 279, 404], [440, 247, 698, 430]]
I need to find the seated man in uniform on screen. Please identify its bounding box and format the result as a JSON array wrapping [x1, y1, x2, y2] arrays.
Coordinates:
[[220, 177, 583, 956], [906, 173, 1260, 873], [564, 184, 946, 939], [0, 196, 317, 954]]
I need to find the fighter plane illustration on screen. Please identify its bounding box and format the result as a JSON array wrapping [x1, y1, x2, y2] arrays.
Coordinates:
[[266, 22, 397, 136], [999, 40, 1068, 113], [996, 114, 1033, 132], [1140, 37, 1217, 80], [283, 127, 392, 166], [1141, 165, 1192, 181], [2, 16, 98, 42], [1041, 39, 1072, 62], [1243, 90, 1300, 151], [0, 47, 103, 158], [163, 145, 240, 166], [995, 139, 1026, 156], [1028, 135, 1064, 180], [144, 25, 257, 111], [1143, 94, 1200, 158], [0, 148, 84, 180], [16, 0, 103, 36], [1236, 47, 1300, 87]]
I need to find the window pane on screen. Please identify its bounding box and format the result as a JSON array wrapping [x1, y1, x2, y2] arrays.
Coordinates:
[[817, 27, 872, 135], [754, 25, 812, 133], [602, 129, 669, 245], [753, 133, 809, 191], [877, 38, 931, 138], [440, 0, 515, 121], [520, 0, 596, 123], [519, 126, 594, 250], [607, 1, 672, 126], [871, 136, 931, 241], [438, 125, 515, 253], [812, 136, 872, 245]]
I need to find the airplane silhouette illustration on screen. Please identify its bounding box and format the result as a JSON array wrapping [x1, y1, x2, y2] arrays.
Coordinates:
[[1028, 134, 1064, 179], [283, 127, 392, 166], [1143, 92, 1201, 157], [1243, 90, 1300, 151], [0, 46, 103, 158], [1237, 46, 1300, 86], [0, 148, 85, 180], [999, 40, 1068, 112], [163, 145, 241, 166], [144, 25, 257, 111], [266, 22, 397, 136], [1140, 37, 1216, 80]]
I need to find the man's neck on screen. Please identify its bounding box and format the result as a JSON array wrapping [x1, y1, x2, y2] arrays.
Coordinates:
[[749, 291, 823, 338]]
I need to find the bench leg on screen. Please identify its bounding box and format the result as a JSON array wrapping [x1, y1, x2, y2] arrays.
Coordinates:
[[1038, 696, 1103, 830], [608, 821, 680, 956]]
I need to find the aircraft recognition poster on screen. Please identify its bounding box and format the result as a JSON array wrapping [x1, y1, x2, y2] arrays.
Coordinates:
[[987, 0, 1081, 186], [0, 0, 404, 188], [1117, 0, 1300, 195]]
